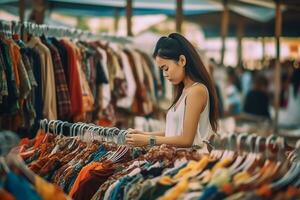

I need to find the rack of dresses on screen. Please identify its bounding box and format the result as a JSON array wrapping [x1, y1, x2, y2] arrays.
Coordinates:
[[17, 119, 300, 200], [0, 20, 166, 138], [0, 130, 71, 200]]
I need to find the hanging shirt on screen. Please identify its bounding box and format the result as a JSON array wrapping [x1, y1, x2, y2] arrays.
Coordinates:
[[279, 85, 300, 126], [60, 39, 83, 120], [34, 175, 70, 200], [116, 51, 137, 109], [41, 38, 71, 120], [4, 171, 42, 200], [165, 83, 214, 146], [26, 37, 57, 120]]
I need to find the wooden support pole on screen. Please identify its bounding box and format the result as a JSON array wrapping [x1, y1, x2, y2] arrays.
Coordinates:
[[237, 18, 244, 68], [220, 0, 229, 66], [261, 37, 266, 65], [30, 0, 46, 24], [114, 8, 120, 34], [176, 0, 183, 33], [126, 0, 133, 36], [274, 0, 282, 133], [19, 0, 25, 23]]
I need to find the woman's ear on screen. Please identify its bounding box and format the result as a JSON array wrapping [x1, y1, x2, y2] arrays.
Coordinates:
[[178, 55, 186, 68]]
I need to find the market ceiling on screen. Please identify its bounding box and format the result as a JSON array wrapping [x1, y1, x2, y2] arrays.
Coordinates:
[[1, 0, 300, 37]]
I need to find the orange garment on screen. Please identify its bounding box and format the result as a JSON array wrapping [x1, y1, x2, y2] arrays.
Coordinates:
[[33, 129, 46, 149], [69, 41, 94, 120], [34, 175, 69, 200], [0, 189, 15, 200], [69, 161, 104, 197], [202, 158, 232, 184], [286, 186, 300, 199], [61, 39, 83, 119], [221, 183, 234, 194], [4, 39, 20, 87], [256, 184, 272, 198]]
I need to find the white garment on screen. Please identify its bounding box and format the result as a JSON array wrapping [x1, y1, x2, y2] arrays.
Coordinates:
[[96, 47, 111, 108], [165, 83, 214, 146], [279, 86, 300, 126], [117, 51, 137, 108], [26, 37, 57, 120]]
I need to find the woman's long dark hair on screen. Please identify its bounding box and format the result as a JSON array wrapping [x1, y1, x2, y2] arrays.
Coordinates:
[[153, 33, 219, 132]]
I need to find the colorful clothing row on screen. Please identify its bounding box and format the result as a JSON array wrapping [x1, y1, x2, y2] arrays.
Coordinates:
[[18, 131, 300, 200], [0, 34, 169, 138]]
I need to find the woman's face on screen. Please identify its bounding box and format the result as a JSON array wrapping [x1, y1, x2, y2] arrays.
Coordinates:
[[155, 56, 186, 85]]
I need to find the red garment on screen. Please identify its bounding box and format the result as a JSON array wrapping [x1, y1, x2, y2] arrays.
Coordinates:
[[0, 189, 15, 200], [69, 161, 112, 197], [60, 40, 83, 119]]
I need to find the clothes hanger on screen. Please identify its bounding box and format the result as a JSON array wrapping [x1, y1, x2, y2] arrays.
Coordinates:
[[228, 134, 246, 174], [259, 137, 288, 185], [6, 151, 35, 183], [0, 156, 10, 173], [230, 133, 253, 174], [243, 134, 258, 171], [240, 136, 268, 186], [291, 140, 300, 187], [48, 120, 64, 156], [68, 123, 79, 149]]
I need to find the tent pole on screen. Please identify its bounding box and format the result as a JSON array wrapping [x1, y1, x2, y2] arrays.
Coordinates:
[[261, 37, 266, 66], [220, 0, 229, 66], [274, 0, 282, 133], [114, 8, 120, 34], [126, 0, 133, 36], [30, 0, 46, 24], [176, 0, 183, 33], [237, 18, 244, 68], [19, 0, 25, 23]]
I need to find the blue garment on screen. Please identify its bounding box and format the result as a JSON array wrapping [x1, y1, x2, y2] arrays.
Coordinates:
[[91, 145, 107, 162], [110, 176, 132, 200], [4, 172, 42, 200], [64, 162, 84, 193], [198, 185, 218, 200]]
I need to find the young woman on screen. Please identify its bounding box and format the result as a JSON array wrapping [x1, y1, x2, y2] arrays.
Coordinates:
[[125, 33, 219, 148]]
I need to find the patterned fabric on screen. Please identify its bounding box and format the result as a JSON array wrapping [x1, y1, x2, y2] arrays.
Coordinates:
[[42, 39, 71, 120]]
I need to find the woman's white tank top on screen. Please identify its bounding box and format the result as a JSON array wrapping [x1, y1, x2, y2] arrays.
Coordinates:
[[165, 83, 214, 146]]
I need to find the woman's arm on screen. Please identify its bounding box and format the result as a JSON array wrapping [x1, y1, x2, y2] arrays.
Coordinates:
[[126, 85, 207, 147], [127, 128, 165, 136]]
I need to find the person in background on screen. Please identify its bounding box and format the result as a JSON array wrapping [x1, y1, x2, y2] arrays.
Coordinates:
[[224, 67, 242, 116], [239, 66, 252, 99], [279, 67, 300, 127], [125, 33, 219, 148], [209, 59, 224, 118], [244, 74, 270, 119]]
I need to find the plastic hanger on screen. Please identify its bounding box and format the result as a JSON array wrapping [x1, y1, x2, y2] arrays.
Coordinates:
[[230, 133, 252, 174], [68, 123, 80, 149], [0, 156, 10, 173], [228, 134, 246, 174]]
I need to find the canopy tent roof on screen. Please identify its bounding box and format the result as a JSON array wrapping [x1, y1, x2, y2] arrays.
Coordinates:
[[1, 0, 300, 37], [186, 9, 300, 38], [0, 0, 280, 20]]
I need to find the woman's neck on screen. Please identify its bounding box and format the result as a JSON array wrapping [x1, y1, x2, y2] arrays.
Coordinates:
[[183, 77, 196, 90]]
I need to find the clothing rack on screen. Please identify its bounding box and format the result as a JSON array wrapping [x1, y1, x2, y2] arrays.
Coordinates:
[[0, 131, 20, 156], [0, 19, 132, 44], [39, 119, 128, 145], [210, 132, 296, 162]]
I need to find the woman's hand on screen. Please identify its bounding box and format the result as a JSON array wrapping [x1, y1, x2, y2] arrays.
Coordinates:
[[127, 128, 146, 135], [125, 134, 149, 146]]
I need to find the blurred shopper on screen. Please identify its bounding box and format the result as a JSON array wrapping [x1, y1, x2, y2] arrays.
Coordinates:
[[209, 59, 224, 118], [279, 68, 300, 127], [244, 74, 270, 119], [224, 67, 242, 116]]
